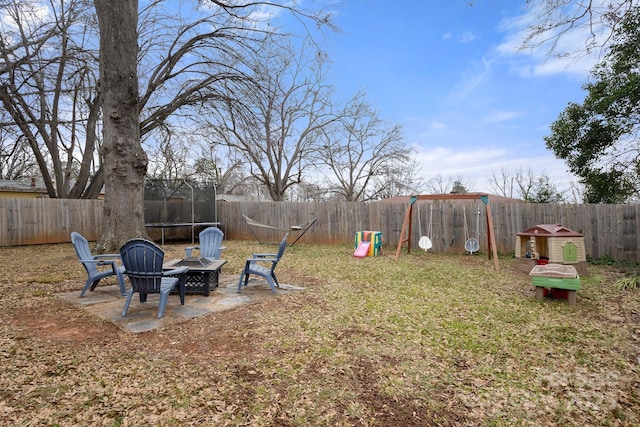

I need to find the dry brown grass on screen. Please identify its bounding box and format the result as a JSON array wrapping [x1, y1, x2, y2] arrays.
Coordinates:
[[0, 240, 639, 426]]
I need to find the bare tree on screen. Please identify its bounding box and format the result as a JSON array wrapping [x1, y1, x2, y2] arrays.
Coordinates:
[[136, 8, 262, 140], [145, 128, 192, 182], [489, 166, 565, 202], [144, 119, 248, 196], [93, 0, 146, 250], [514, 168, 537, 202], [93, 0, 335, 247], [567, 179, 585, 204], [95, 1, 256, 247], [210, 37, 336, 201], [318, 91, 415, 201], [519, 0, 635, 58], [368, 157, 425, 200], [0, 132, 37, 180], [0, 0, 335, 247], [0, 0, 274, 201], [287, 181, 332, 202], [424, 174, 448, 194], [0, 0, 104, 198], [424, 174, 474, 194], [489, 167, 516, 198], [192, 145, 246, 196], [0, 96, 37, 179]]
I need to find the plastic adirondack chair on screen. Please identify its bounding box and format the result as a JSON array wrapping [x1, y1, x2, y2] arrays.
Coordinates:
[[185, 227, 225, 259], [71, 231, 127, 297], [237, 233, 289, 293], [119, 239, 189, 319]]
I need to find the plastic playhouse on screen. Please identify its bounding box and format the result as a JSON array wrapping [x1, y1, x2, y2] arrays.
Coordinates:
[[354, 231, 382, 257], [515, 223, 587, 276]]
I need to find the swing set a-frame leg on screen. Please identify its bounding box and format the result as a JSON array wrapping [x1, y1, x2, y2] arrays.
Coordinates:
[[395, 199, 415, 260]]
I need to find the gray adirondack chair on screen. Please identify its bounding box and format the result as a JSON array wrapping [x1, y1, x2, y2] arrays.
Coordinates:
[[119, 239, 188, 319], [71, 231, 127, 297], [237, 233, 288, 293], [185, 227, 225, 260]]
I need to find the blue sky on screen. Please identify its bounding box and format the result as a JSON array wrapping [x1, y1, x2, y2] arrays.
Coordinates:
[[321, 1, 600, 196]]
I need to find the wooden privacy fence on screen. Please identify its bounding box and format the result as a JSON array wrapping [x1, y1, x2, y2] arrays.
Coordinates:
[[1, 198, 639, 262], [220, 201, 640, 262], [0, 198, 104, 245]]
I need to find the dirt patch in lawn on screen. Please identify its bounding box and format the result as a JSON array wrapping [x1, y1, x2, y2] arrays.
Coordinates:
[[4, 264, 322, 351]]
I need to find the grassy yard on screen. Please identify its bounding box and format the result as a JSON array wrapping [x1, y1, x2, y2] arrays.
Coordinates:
[[0, 240, 639, 426]]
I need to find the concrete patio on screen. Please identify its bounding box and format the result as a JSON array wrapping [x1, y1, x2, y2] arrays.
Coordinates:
[[60, 275, 304, 333]]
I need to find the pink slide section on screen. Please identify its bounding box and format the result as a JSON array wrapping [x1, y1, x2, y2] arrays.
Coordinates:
[[353, 241, 371, 258]]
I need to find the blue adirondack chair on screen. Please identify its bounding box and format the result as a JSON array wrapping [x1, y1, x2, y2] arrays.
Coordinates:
[[237, 233, 289, 293], [185, 227, 225, 260], [119, 239, 188, 319], [71, 231, 127, 297]]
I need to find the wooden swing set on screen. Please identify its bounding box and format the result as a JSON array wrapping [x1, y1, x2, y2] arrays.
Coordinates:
[[394, 194, 499, 270]]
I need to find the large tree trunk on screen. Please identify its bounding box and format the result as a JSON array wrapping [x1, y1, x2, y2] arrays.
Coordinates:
[[94, 0, 148, 252]]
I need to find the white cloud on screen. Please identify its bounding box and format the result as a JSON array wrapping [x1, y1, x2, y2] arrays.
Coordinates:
[[429, 121, 447, 130], [415, 146, 506, 176], [445, 56, 493, 104], [458, 31, 477, 43], [482, 111, 521, 123], [414, 145, 575, 194], [442, 30, 477, 43]]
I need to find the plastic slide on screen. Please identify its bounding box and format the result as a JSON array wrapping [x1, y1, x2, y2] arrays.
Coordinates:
[[354, 241, 371, 258]]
